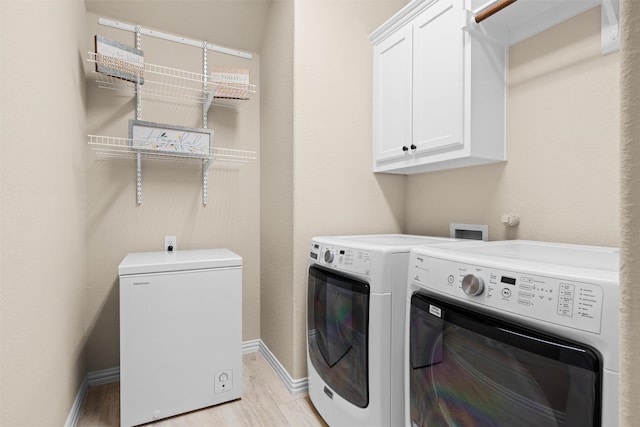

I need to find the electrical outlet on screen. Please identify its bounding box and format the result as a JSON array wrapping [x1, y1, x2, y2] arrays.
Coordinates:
[[164, 236, 177, 252]]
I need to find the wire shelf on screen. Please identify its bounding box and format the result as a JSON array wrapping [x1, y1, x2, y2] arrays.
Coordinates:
[[88, 135, 256, 168], [87, 47, 256, 205], [88, 52, 256, 110]]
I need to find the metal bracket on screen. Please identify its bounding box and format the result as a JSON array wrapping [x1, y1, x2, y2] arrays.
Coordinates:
[[601, 0, 620, 55], [203, 85, 218, 114], [462, 9, 509, 46]]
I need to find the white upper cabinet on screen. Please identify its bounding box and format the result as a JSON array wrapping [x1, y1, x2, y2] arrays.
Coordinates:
[[374, 24, 413, 164], [371, 0, 507, 174], [370, 0, 618, 175], [412, 0, 463, 156]]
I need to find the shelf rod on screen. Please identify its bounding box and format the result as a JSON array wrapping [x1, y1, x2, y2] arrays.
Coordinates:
[[475, 0, 518, 23], [98, 17, 253, 60]]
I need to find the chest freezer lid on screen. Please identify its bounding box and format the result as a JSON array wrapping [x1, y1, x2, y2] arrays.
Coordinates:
[[118, 248, 242, 276]]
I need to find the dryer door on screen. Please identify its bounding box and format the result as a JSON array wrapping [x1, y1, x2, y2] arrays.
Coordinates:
[[409, 293, 602, 427], [307, 265, 370, 408]]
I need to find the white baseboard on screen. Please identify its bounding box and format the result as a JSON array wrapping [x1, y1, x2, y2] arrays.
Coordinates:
[[88, 366, 120, 387], [255, 340, 308, 395], [66, 339, 308, 426], [64, 377, 87, 427], [242, 338, 261, 354]]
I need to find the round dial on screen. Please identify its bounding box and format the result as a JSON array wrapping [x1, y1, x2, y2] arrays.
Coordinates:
[[323, 249, 335, 263], [461, 274, 485, 296]]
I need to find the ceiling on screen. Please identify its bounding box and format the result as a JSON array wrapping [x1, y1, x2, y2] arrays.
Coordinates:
[[85, 0, 273, 54]]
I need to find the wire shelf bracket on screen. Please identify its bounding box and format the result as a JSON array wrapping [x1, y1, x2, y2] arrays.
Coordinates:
[[89, 18, 256, 206]]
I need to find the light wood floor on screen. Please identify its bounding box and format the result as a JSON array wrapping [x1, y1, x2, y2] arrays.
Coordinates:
[[77, 352, 328, 427]]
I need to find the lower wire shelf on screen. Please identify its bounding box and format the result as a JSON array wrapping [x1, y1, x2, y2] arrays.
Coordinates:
[[88, 135, 256, 166], [88, 135, 257, 205]]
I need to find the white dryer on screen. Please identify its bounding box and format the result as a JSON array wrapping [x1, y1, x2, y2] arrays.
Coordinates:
[[405, 240, 619, 427], [306, 234, 459, 427]]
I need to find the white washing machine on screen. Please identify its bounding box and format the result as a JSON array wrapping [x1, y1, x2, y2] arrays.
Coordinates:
[[405, 240, 619, 427], [306, 234, 460, 427], [119, 249, 243, 427]]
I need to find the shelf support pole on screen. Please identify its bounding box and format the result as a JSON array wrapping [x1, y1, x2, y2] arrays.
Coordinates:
[[134, 26, 143, 205], [136, 152, 143, 205], [135, 26, 142, 120], [202, 159, 214, 206], [203, 41, 208, 129]]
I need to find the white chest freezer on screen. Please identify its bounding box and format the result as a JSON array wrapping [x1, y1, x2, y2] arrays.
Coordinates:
[[118, 248, 243, 427]]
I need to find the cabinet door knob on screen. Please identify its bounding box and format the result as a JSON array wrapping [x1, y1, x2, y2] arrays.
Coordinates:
[[410, 144, 416, 150], [402, 146, 409, 152]]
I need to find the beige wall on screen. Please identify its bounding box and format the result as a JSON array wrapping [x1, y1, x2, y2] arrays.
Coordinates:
[[260, 0, 407, 379], [290, 0, 408, 378], [85, 12, 261, 371], [0, 0, 88, 425], [260, 0, 296, 375], [406, 7, 620, 248]]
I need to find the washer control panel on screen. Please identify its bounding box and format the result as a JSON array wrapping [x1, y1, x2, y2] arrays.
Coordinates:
[[410, 255, 604, 334], [309, 241, 372, 276]]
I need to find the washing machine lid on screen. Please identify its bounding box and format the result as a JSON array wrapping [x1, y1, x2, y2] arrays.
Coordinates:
[[455, 240, 618, 271], [414, 240, 618, 280], [118, 248, 242, 275], [313, 234, 457, 251]]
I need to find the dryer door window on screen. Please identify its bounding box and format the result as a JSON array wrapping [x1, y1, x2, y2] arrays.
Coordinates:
[[409, 293, 602, 427], [307, 266, 370, 408]]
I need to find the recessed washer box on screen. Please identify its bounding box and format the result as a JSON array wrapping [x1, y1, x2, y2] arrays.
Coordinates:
[[450, 223, 488, 241]]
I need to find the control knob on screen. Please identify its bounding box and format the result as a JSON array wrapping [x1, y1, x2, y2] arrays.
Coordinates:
[[323, 249, 335, 263], [462, 274, 485, 296]]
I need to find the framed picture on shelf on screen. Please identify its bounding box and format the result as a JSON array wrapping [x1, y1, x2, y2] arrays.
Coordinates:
[[211, 67, 250, 100], [128, 120, 214, 156], [95, 35, 145, 84]]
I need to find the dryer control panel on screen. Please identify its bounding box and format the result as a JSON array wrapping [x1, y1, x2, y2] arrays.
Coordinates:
[[309, 241, 372, 277], [409, 255, 604, 334]]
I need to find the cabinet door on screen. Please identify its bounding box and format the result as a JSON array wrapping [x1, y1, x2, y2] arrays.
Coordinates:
[[373, 24, 413, 163], [412, 0, 464, 155]]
